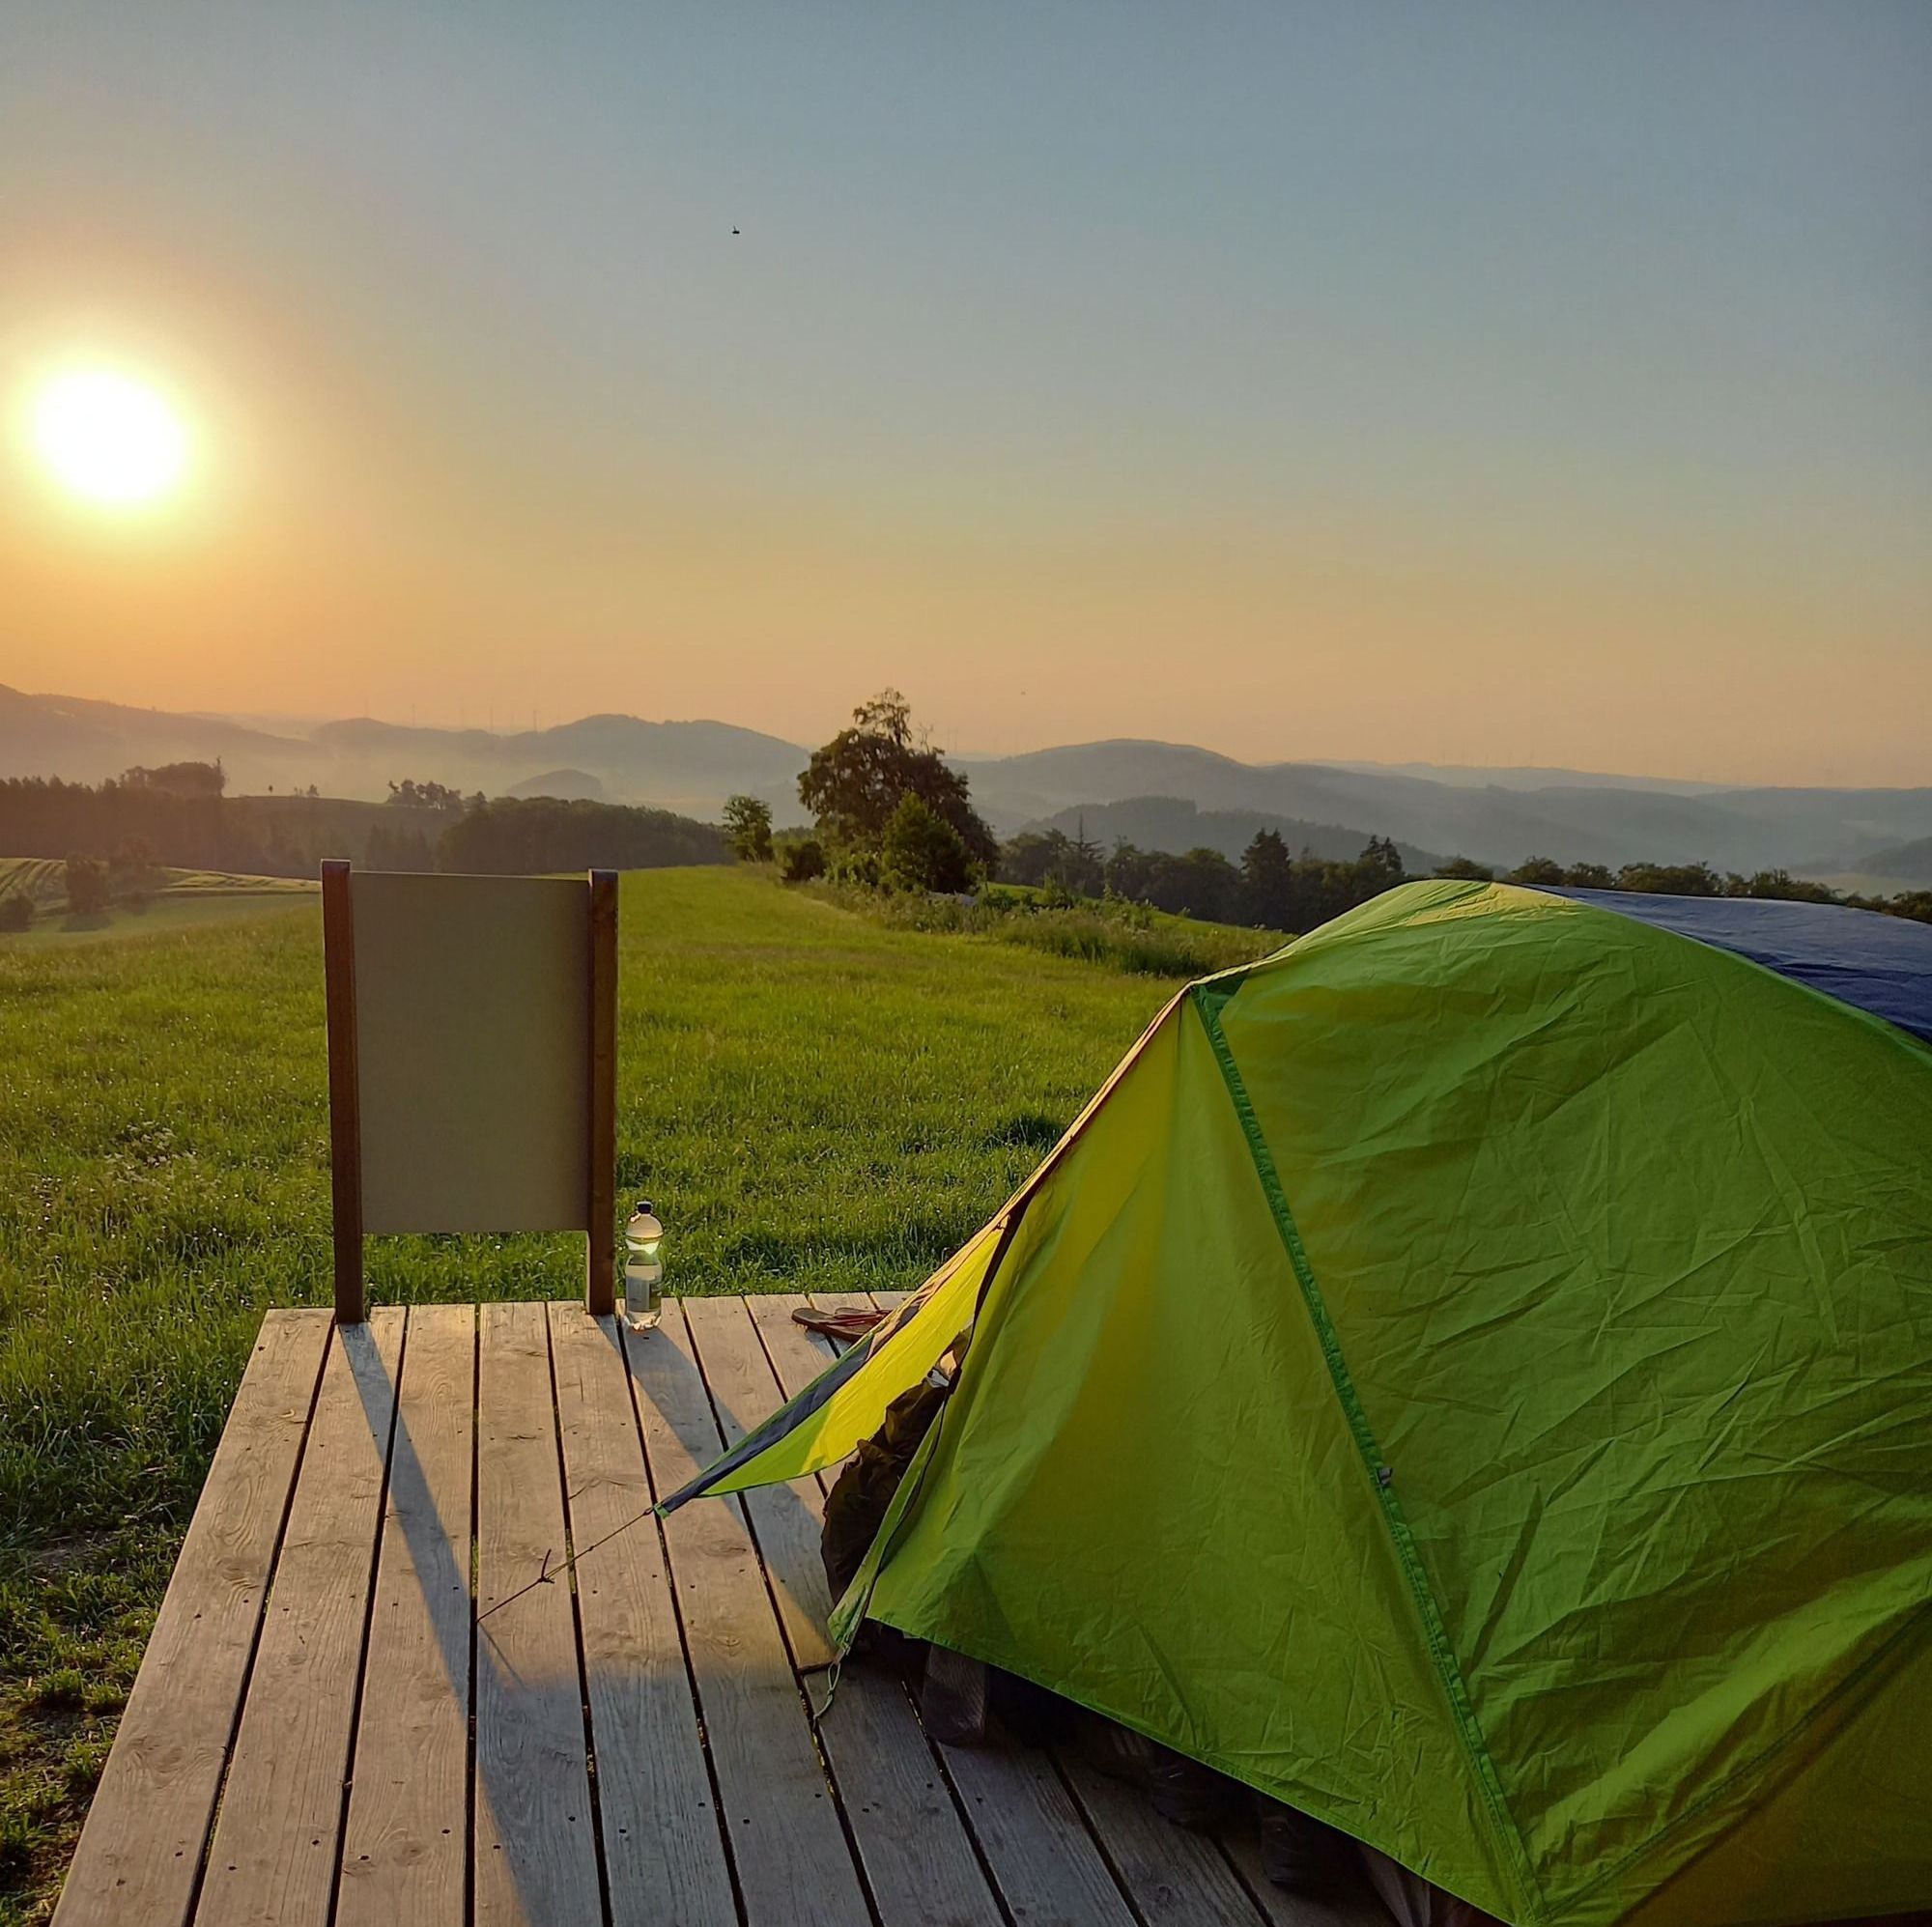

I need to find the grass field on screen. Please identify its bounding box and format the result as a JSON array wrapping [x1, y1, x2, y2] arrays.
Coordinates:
[[0, 859, 316, 949], [0, 863, 64, 910], [0, 864, 1275, 1920], [816, 877, 1287, 978]]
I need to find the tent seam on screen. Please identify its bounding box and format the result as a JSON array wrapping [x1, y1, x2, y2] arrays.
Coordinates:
[[1190, 985, 1548, 1927]]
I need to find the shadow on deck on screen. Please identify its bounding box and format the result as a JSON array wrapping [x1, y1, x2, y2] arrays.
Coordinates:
[[52, 1296, 1389, 1927]]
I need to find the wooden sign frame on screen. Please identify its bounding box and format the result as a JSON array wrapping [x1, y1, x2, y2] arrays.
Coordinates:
[[321, 862, 618, 1322]]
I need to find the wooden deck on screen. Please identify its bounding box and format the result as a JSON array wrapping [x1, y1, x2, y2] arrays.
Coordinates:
[[55, 1295, 1389, 1927]]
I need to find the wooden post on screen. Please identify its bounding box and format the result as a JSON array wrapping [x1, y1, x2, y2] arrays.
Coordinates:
[[321, 860, 365, 1324], [585, 869, 618, 1317]]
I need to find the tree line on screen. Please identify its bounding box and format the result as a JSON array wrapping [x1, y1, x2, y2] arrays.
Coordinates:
[[0, 772, 287, 875], [997, 825, 1411, 928], [1428, 851, 1931, 922], [0, 769, 724, 886], [439, 796, 724, 872], [16, 735, 1925, 935], [1001, 826, 1932, 930], [724, 694, 1932, 931]]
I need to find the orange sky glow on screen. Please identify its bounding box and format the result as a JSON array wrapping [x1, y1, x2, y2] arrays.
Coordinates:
[[2, 6, 1926, 785]]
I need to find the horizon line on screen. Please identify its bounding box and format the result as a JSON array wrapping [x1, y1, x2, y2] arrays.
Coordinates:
[[14, 683, 1928, 797]]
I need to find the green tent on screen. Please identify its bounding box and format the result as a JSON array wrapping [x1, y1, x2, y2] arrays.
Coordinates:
[[666, 880, 1932, 1926]]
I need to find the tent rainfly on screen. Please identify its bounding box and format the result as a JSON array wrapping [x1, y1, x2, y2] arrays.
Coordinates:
[[664, 880, 1932, 1927]]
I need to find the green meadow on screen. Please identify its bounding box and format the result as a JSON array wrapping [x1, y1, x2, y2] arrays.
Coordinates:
[[0, 858, 317, 950], [0, 864, 1278, 1919]]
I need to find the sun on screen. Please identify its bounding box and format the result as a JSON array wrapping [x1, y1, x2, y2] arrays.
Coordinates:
[[29, 367, 190, 507]]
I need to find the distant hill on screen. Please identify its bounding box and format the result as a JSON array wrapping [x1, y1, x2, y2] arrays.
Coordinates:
[[305, 712, 804, 817], [959, 740, 1932, 874], [0, 684, 321, 786], [1028, 797, 1444, 873], [5, 687, 1928, 876], [0, 687, 803, 819], [1322, 759, 1729, 797], [505, 767, 605, 801], [1856, 836, 1932, 884]]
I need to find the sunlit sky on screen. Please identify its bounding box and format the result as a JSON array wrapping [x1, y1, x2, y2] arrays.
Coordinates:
[[2, 3, 1927, 782]]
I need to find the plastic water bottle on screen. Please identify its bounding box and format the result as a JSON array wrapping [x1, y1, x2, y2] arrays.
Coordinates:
[[623, 1201, 664, 1334]]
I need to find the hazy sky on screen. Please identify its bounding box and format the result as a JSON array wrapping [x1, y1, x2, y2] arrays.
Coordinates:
[[2, 3, 1927, 782]]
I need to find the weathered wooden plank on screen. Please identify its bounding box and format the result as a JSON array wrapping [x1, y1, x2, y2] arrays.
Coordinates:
[[939, 1743, 1139, 1927], [629, 1302, 870, 1927], [548, 1303, 735, 1927], [195, 1310, 406, 1927], [1221, 1824, 1395, 1927], [472, 1300, 602, 1927], [1059, 1753, 1266, 1926], [712, 1295, 1004, 1927], [336, 1305, 475, 1927], [53, 1310, 333, 1927], [681, 1296, 839, 1671]]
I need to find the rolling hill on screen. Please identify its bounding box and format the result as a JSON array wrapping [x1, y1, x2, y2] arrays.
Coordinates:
[[960, 740, 1932, 875], [1854, 836, 1932, 885], [4, 686, 1928, 877], [1026, 797, 1446, 873], [0, 687, 804, 820], [0, 684, 320, 786]]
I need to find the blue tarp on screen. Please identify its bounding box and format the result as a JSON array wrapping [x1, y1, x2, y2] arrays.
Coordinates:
[[1558, 890, 1932, 1047]]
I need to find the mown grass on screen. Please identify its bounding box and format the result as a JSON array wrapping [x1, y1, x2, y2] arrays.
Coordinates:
[[0, 859, 318, 949], [0, 864, 64, 910], [0, 893, 317, 949], [810, 877, 1288, 978], [0, 864, 1185, 1920]]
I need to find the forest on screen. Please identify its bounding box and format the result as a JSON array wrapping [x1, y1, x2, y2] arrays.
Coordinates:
[[0, 771, 724, 880]]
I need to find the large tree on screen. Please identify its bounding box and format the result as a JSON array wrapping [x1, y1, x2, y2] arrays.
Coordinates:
[[121, 759, 226, 797], [798, 691, 997, 868], [996, 830, 1069, 888], [386, 777, 467, 811], [723, 794, 774, 864], [1240, 828, 1294, 928], [1358, 835, 1406, 887]]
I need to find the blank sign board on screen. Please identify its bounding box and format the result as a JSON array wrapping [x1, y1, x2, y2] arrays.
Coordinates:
[[349, 872, 592, 1233]]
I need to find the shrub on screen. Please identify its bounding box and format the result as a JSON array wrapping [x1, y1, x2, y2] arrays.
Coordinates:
[[879, 794, 976, 893], [63, 854, 110, 917], [0, 895, 31, 933], [826, 844, 880, 889], [781, 837, 827, 884], [110, 836, 160, 888]]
